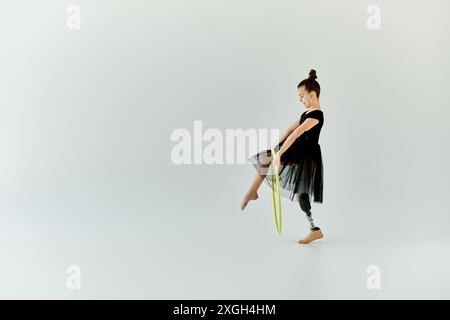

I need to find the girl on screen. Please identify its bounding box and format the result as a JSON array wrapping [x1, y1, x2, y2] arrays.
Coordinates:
[[241, 69, 325, 245]]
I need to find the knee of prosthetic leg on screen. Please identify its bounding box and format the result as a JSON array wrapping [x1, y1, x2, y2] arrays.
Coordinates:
[[299, 193, 311, 213]]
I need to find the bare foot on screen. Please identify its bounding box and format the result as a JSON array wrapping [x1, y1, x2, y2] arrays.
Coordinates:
[[298, 229, 324, 244], [241, 191, 259, 211]]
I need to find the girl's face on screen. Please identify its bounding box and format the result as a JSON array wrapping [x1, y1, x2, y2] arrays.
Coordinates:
[[298, 86, 316, 108]]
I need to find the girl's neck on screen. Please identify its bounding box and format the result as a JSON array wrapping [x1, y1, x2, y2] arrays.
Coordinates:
[[309, 100, 320, 109], [306, 104, 321, 112]]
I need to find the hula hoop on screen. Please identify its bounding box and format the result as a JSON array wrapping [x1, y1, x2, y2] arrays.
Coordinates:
[[270, 148, 282, 235]]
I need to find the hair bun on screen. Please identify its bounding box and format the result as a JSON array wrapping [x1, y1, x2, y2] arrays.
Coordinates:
[[308, 69, 317, 80]]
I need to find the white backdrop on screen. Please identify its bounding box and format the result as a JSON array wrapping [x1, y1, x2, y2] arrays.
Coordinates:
[[0, 0, 449, 298]]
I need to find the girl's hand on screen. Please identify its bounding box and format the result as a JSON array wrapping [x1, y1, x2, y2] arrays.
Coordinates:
[[272, 151, 281, 168]]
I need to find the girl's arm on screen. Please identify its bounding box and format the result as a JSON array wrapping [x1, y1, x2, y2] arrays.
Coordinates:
[[277, 118, 319, 157], [275, 119, 301, 146]]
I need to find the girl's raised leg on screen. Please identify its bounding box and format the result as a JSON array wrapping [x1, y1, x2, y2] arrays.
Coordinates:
[[240, 172, 265, 211]]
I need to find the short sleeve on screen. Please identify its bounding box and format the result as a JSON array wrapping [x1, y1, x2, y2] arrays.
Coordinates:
[[305, 110, 323, 121]]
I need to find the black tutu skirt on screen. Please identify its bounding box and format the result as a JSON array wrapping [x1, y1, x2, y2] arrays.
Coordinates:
[[248, 137, 323, 203]]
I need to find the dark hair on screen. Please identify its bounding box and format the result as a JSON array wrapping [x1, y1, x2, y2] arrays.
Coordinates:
[[297, 69, 320, 98]]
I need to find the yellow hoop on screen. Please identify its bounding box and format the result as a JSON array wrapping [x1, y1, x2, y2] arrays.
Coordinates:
[[270, 148, 282, 235]]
